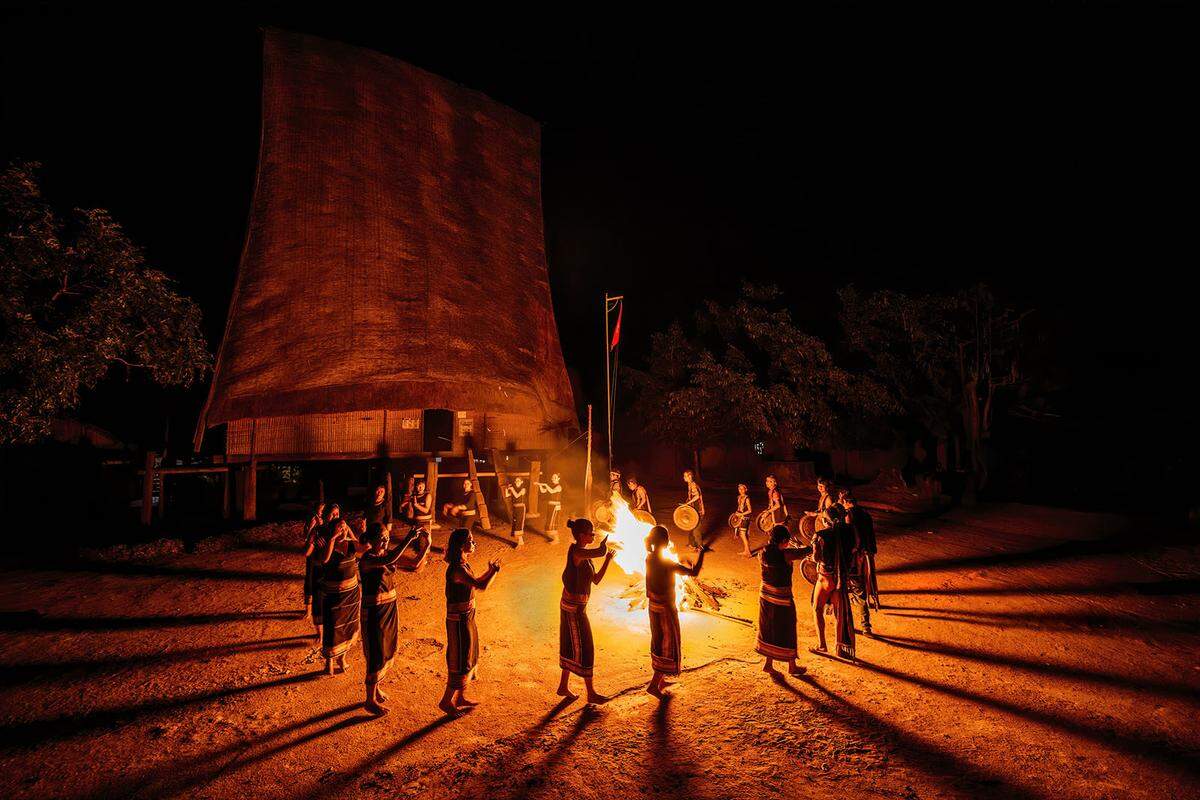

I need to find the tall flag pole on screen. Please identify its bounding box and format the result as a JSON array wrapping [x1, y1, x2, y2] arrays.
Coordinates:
[[604, 294, 624, 469]]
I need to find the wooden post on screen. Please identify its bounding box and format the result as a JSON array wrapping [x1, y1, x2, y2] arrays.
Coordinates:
[[426, 457, 439, 529], [385, 471, 393, 518], [243, 420, 258, 522], [222, 469, 231, 519], [466, 448, 491, 530], [584, 405, 593, 510], [490, 448, 513, 521], [158, 473, 168, 520], [141, 450, 156, 526], [527, 459, 541, 518]]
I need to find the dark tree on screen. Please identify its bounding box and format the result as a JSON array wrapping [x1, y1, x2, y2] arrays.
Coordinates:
[[0, 161, 211, 445], [838, 283, 1032, 493], [626, 284, 894, 472]]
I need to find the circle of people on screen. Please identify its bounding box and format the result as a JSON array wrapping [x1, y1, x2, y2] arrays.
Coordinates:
[[302, 472, 879, 717]]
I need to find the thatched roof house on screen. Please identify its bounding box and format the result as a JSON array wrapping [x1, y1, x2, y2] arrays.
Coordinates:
[[195, 30, 576, 461]]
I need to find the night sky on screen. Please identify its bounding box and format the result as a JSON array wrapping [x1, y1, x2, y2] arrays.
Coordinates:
[[1, 6, 1193, 509]]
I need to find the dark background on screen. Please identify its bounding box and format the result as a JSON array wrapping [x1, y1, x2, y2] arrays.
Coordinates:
[[1, 5, 1194, 512]]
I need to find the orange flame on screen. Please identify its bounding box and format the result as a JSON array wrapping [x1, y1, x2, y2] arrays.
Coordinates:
[[603, 492, 687, 609]]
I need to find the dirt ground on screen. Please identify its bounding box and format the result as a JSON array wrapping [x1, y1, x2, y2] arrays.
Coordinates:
[[1, 493, 1198, 800]]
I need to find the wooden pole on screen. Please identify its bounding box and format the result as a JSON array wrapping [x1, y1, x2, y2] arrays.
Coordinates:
[[158, 473, 167, 520], [243, 420, 258, 522], [222, 469, 231, 520], [527, 459, 541, 518], [584, 405, 593, 510], [141, 450, 156, 526], [466, 448, 491, 530], [426, 457, 439, 529], [385, 471, 394, 518], [490, 448, 513, 521]]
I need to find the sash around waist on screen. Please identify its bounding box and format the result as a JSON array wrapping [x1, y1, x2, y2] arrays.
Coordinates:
[[322, 575, 359, 593], [364, 588, 397, 605], [647, 590, 675, 614], [447, 598, 476, 614], [561, 590, 590, 606]]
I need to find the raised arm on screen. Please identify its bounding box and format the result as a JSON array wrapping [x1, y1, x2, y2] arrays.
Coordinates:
[[783, 545, 813, 562], [672, 549, 705, 577], [392, 531, 432, 572], [571, 536, 609, 565], [317, 533, 338, 565], [592, 549, 615, 585]]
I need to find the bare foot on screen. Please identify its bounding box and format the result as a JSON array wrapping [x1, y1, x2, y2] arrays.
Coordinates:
[[762, 661, 777, 673], [646, 684, 666, 699], [809, 645, 828, 655], [364, 700, 389, 717], [556, 686, 578, 699], [788, 665, 807, 677], [660, 679, 677, 688], [456, 697, 480, 708], [586, 693, 610, 705], [438, 700, 462, 716], [324, 660, 336, 677]]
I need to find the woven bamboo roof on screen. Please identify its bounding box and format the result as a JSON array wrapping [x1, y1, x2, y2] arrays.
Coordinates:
[[195, 30, 575, 451]]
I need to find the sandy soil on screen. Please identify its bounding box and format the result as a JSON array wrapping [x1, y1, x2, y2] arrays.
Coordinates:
[[1, 495, 1197, 800]]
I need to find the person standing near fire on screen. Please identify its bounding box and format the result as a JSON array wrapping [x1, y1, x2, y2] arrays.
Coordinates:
[[757, 524, 810, 677], [439, 528, 502, 715], [627, 475, 651, 515], [810, 506, 855, 660], [682, 470, 706, 550], [557, 518, 615, 704], [645, 525, 705, 699]]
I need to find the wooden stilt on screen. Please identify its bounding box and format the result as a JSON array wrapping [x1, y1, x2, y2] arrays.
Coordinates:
[[158, 473, 167, 520], [426, 458, 439, 529], [466, 448, 491, 530], [243, 460, 257, 522], [385, 470, 394, 519], [527, 459, 541, 518], [222, 469, 231, 519], [141, 450, 156, 526]]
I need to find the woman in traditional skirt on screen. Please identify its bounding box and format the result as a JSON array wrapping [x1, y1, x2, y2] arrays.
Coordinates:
[[439, 528, 502, 715], [557, 518, 615, 704], [305, 504, 340, 640], [644, 525, 705, 699], [757, 525, 810, 677], [317, 516, 366, 676], [359, 522, 431, 715], [412, 481, 432, 533], [302, 502, 325, 618]]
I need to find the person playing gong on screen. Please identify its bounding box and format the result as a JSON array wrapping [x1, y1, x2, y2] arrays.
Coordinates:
[[412, 480, 433, 534], [627, 475, 652, 514], [732, 483, 753, 556], [505, 476, 527, 547], [557, 518, 616, 704], [682, 470, 706, 550], [805, 477, 838, 531], [536, 472, 564, 541], [810, 506, 855, 661], [765, 475, 788, 526]]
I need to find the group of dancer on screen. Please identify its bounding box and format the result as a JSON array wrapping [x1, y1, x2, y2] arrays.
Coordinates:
[[300, 472, 878, 716]]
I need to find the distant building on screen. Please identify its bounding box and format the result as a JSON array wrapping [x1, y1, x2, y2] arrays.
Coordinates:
[[194, 30, 576, 464]]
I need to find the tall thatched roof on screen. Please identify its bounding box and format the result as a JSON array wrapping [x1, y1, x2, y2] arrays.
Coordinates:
[[195, 30, 576, 453]]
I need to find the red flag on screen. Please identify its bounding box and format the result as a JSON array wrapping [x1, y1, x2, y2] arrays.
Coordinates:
[[610, 303, 622, 350]]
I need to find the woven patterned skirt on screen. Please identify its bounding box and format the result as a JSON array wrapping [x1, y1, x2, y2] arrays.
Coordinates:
[[321, 581, 361, 659], [559, 592, 594, 677], [361, 590, 397, 683], [756, 582, 798, 660], [445, 601, 479, 689], [648, 591, 681, 676]]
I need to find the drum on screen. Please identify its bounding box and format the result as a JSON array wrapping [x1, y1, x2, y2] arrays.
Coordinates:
[[728, 512, 747, 530], [756, 510, 775, 534], [799, 515, 817, 544], [673, 505, 700, 531], [800, 557, 819, 586], [632, 509, 657, 526], [590, 499, 614, 527]]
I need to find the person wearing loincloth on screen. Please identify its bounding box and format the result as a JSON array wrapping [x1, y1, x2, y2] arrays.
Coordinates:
[[765, 475, 789, 527], [439, 528, 502, 715], [627, 475, 652, 514], [536, 472, 564, 541], [556, 518, 615, 704], [411, 480, 433, 533], [505, 476, 527, 547], [682, 470, 706, 550], [644, 525, 705, 699], [810, 506, 855, 661], [805, 477, 839, 532], [732, 483, 753, 556]]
